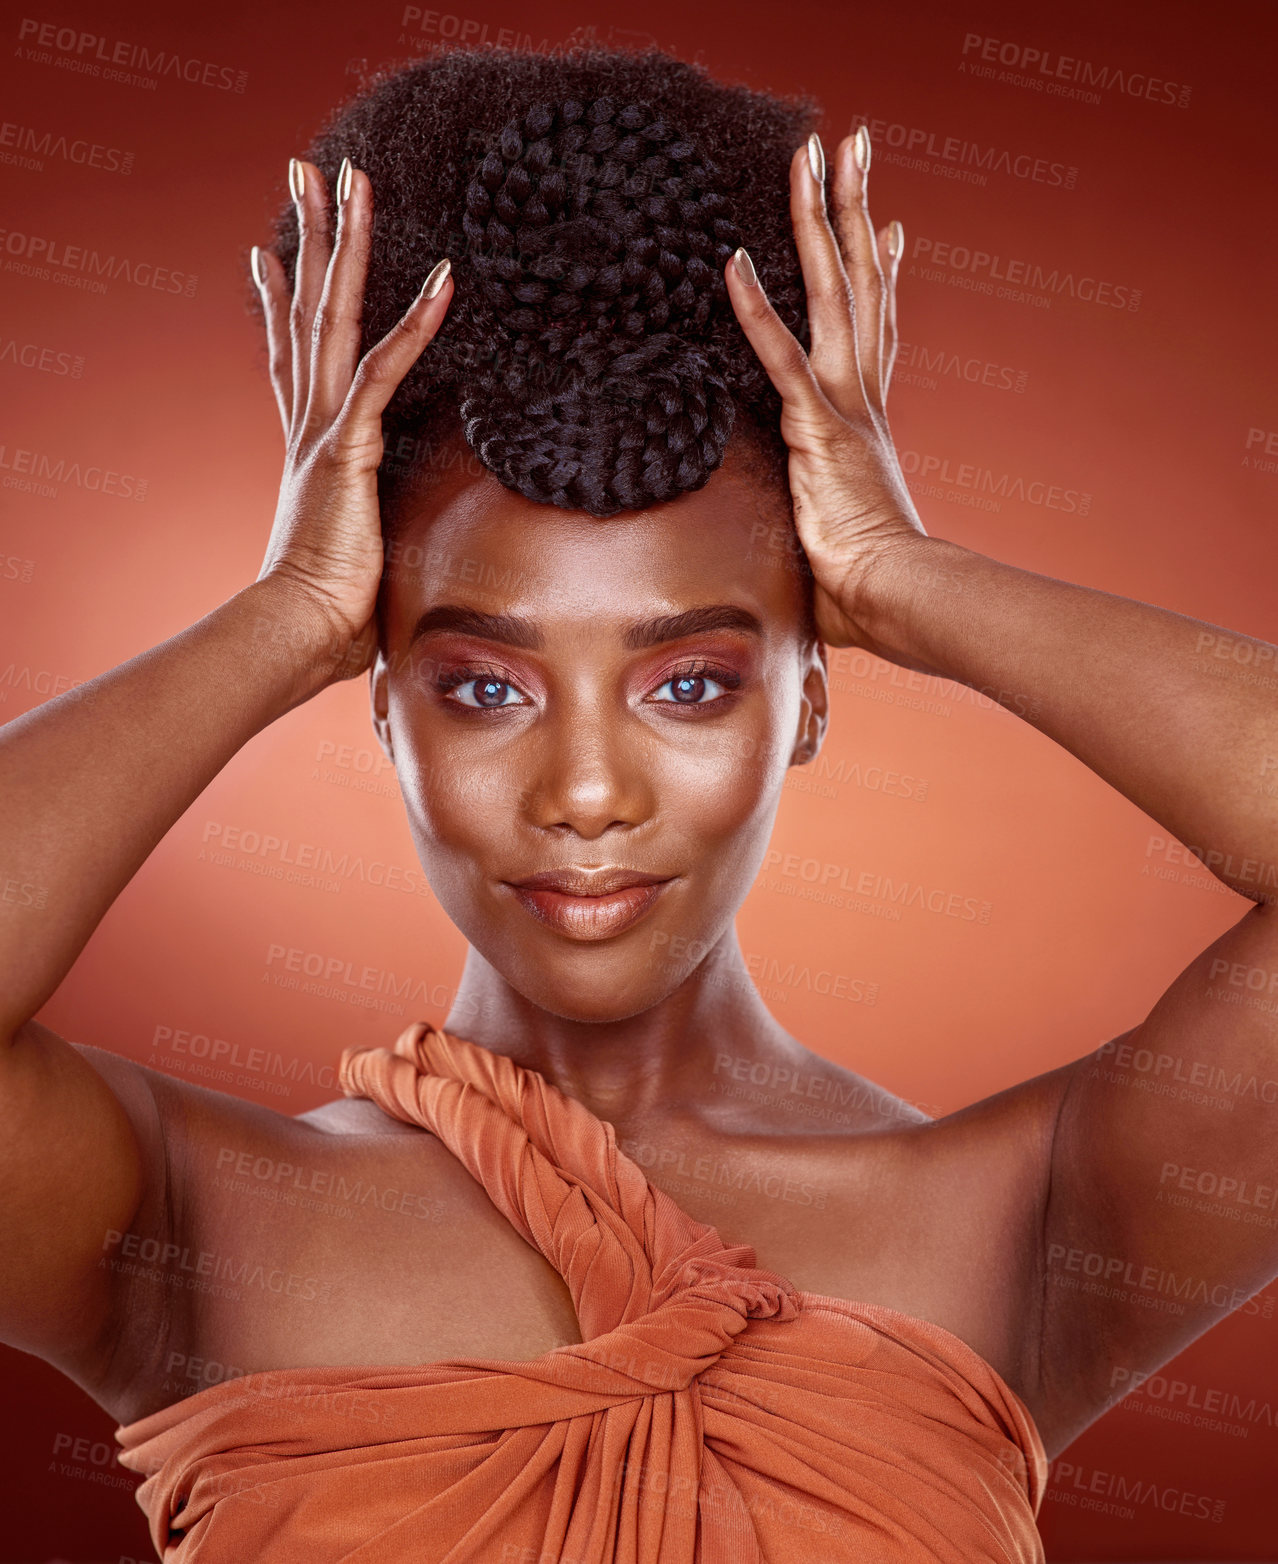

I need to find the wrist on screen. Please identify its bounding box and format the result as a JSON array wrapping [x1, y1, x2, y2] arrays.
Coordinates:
[[839, 533, 961, 673], [238, 576, 369, 709]]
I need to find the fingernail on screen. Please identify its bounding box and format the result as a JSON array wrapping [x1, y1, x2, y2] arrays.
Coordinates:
[[887, 220, 904, 260], [250, 245, 266, 289], [732, 246, 757, 287], [419, 257, 451, 301], [807, 132, 825, 188], [854, 126, 871, 175], [336, 156, 352, 207], [289, 157, 305, 205]]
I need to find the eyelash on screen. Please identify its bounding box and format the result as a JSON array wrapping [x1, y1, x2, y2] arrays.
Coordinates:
[[650, 658, 741, 707], [432, 659, 742, 711]]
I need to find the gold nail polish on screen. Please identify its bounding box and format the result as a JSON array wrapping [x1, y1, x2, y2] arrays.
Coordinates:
[[807, 132, 825, 187], [854, 127, 871, 175], [289, 157, 305, 205], [336, 157, 352, 207], [250, 245, 266, 289], [887, 220, 904, 260], [420, 258, 451, 301], [733, 246, 757, 287]]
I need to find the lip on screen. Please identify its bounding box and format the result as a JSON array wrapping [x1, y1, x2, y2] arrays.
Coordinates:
[[505, 868, 674, 941]]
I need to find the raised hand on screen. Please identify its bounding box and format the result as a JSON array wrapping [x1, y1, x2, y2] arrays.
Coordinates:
[[251, 155, 453, 683], [726, 128, 927, 651]]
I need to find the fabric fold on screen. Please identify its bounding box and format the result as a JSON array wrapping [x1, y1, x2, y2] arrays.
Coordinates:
[[115, 1021, 1048, 1562]]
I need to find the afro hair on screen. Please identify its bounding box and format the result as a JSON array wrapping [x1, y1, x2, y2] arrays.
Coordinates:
[[252, 42, 822, 524]]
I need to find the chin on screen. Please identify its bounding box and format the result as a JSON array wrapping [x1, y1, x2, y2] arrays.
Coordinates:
[[502, 954, 690, 1026], [456, 911, 699, 1023]]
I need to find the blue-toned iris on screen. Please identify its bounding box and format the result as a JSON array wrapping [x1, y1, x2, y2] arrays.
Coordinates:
[[450, 678, 523, 708], [652, 673, 728, 704]]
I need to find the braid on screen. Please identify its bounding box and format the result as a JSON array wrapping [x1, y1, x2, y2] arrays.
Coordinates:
[[255, 45, 819, 520], [457, 97, 742, 515]]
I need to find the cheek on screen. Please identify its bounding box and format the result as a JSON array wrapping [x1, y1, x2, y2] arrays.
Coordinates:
[[655, 714, 793, 855], [391, 725, 514, 858]]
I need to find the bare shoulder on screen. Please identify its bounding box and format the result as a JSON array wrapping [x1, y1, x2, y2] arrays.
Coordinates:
[[764, 1053, 1076, 1420]]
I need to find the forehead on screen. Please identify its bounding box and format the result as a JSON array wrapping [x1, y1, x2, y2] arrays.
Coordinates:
[[382, 442, 804, 630]]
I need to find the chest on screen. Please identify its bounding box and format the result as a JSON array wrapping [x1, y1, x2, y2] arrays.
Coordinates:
[[109, 1102, 1044, 1426]]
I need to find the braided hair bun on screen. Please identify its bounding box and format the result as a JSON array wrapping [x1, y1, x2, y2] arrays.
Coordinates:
[[257, 45, 820, 521], [460, 98, 743, 516]]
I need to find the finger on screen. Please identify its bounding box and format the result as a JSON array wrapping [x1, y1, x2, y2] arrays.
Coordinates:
[[877, 220, 904, 403], [288, 158, 334, 437], [723, 246, 839, 438], [788, 138, 864, 415], [251, 245, 293, 441], [339, 259, 455, 440], [831, 127, 888, 413], [303, 160, 373, 435]]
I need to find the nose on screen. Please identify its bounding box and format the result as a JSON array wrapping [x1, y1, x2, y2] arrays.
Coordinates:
[[522, 697, 655, 839]]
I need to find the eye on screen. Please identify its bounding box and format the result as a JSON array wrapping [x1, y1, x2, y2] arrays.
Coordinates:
[[441, 673, 530, 709], [650, 664, 738, 705]]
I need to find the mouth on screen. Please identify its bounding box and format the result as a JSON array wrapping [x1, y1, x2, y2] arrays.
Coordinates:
[[505, 868, 674, 941]]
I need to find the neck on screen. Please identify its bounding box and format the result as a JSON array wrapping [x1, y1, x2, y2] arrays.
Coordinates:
[[441, 925, 804, 1129]]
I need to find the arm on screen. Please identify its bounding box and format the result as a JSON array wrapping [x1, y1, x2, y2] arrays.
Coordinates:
[[0, 583, 337, 1045], [853, 531, 1278, 1437], [726, 127, 1278, 1438], [851, 535, 1276, 912], [0, 573, 340, 1377], [0, 153, 454, 1375]]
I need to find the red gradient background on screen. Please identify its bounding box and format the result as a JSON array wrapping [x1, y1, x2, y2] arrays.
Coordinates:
[[2, 0, 1276, 1557]]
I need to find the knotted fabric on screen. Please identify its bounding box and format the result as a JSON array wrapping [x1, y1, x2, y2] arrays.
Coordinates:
[[115, 1022, 1047, 1561]]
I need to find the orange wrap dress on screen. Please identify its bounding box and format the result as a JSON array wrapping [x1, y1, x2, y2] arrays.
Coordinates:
[[114, 1022, 1048, 1561]]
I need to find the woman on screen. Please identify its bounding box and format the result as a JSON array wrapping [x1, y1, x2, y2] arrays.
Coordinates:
[[1, 40, 1274, 1563]]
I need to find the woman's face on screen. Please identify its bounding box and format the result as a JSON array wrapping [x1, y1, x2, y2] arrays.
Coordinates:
[[371, 437, 828, 1023]]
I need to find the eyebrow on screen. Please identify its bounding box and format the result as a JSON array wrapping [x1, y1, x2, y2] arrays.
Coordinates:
[[409, 603, 765, 651]]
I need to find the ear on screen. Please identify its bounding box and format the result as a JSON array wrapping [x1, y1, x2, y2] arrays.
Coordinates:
[[789, 639, 829, 767], [369, 648, 394, 764]]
